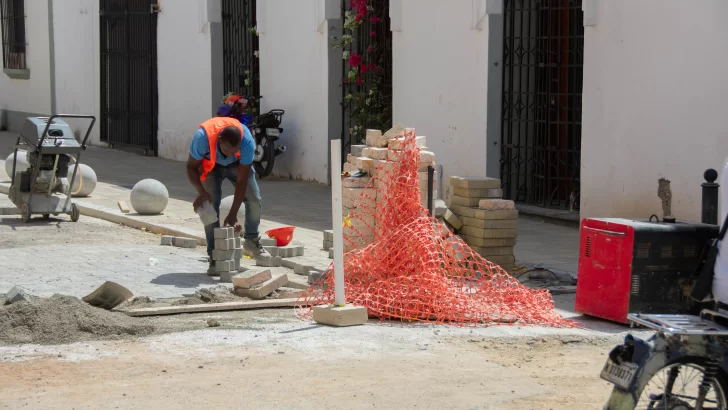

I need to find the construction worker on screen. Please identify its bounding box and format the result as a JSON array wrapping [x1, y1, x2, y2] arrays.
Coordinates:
[[186, 96, 270, 275]]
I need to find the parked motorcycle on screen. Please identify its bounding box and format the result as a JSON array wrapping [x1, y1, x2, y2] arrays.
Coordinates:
[[248, 109, 286, 178], [217, 94, 286, 178], [601, 311, 728, 409]]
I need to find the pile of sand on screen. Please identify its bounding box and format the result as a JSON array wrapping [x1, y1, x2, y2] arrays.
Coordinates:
[[0, 294, 154, 346]]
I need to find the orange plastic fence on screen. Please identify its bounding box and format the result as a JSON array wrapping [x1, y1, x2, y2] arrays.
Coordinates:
[[297, 131, 574, 328]]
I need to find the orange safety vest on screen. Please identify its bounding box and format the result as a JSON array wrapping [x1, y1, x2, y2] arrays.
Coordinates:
[[198, 117, 243, 181]]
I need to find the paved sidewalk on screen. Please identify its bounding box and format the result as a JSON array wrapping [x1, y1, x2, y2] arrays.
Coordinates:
[[0, 132, 580, 276]]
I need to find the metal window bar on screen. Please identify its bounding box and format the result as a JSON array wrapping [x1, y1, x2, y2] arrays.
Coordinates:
[[340, 0, 393, 165], [99, 0, 159, 154], [0, 0, 27, 70], [221, 0, 259, 104], [500, 0, 584, 210]]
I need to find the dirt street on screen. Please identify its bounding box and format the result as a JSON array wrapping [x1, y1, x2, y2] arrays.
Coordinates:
[[0, 311, 626, 410], [0, 214, 636, 409]]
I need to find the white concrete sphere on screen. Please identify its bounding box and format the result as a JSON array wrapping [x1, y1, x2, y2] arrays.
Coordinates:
[[4, 150, 29, 178], [69, 163, 98, 197], [219, 195, 246, 222], [130, 179, 169, 215]]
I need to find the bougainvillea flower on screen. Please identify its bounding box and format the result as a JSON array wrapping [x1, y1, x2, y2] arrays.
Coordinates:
[[349, 53, 362, 67]]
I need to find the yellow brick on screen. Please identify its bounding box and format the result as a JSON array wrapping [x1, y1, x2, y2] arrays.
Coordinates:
[[362, 147, 389, 160], [458, 226, 517, 239], [449, 205, 519, 220], [450, 195, 481, 207], [452, 187, 503, 198], [458, 234, 517, 248], [478, 199, 515, 211], [450, 176, 501, 189], [461, 217, 518, 229]]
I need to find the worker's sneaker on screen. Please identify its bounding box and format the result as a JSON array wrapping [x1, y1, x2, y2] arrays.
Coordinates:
[[243, 237, 270, 259], [207, 259, 219, 276]]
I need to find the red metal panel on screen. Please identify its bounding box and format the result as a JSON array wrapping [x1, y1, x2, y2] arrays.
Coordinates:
[[575, 219, 635, 323]]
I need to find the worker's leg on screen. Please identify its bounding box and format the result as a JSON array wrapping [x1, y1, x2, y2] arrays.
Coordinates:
[[202, 166, 225, 273], [224, 166, 267, 258]]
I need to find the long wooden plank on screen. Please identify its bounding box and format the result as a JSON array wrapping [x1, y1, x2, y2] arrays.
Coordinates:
[[120, 298, 301, 317]]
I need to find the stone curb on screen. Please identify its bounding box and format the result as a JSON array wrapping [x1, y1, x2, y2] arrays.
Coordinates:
[[0, 182, 206, 245]]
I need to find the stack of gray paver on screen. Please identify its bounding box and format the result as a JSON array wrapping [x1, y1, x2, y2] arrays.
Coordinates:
[[213, 227, 243, 283], [255, 238, 306, 267]]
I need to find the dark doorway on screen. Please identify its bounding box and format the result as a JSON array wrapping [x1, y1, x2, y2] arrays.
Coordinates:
[[221, 0, 259, 102], [99, 0, 158, 155], [500, 0, 584, 210]]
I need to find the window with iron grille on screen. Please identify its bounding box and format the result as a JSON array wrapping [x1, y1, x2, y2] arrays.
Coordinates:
[[0, 0, 27, 70]]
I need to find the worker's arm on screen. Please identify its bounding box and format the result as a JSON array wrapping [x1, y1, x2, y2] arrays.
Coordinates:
[[187, 155, 212, 210], [223, 163, 252, 227], [187, 129, 213, 211]]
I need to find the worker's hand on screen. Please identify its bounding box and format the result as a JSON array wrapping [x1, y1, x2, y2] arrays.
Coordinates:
[[193, 191, 213, 212], [233, 223, 242, 234], [223, 212, 238, 229]]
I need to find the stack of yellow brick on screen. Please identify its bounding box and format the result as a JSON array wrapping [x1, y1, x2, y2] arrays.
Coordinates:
[[448, 176, 518, 273], [339, 126, 440, 249]]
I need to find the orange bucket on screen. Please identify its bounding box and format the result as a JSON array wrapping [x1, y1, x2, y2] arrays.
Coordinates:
[[265, 226, 296, 247]]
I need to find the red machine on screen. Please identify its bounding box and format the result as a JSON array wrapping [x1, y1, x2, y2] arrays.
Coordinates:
[[575, 218, 718, 324]]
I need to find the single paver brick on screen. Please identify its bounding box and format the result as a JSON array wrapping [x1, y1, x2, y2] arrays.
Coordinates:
[[5, 285, 30, 305], [342, 176, 371, 188], [362, 147, 388, 160], [350, 144, 366, 157], [450, 195, 485, 208], [117, 200, 130, 214], [214, 227, 234, 239], [215, 260, 236, 273], [264, 246, 280, 257], [443, 209, 463, 230], [452, 187, 504, 198], [215, 238, 236, 250], [234, 237, 242, 248], [213, 249, 236, 261], [458, 226, 517, 239], [449, 176, 501, 189], [462, 217, 518, 230], [458, 235, 517, 248], [328, 248, 334, 259], [323, 239, 333, 250], [233, 248, 243, 259], [260, 238, 277, 247], [280, 245, 304, 258], [388, 135, 426, 150], [160, 235, 173, 246], [232, 268, 272, 289], [219, 271, 234, 283], [323, 230, 333, 241], [234, 274, 289, 299], [449, 205, 519, 221], [479, 199, 515, 211], [173, 237, 197, 249], [256, 254, 283, 267]]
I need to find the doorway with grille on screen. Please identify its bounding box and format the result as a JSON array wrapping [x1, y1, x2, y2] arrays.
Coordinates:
[[500, 0, 584, 210]]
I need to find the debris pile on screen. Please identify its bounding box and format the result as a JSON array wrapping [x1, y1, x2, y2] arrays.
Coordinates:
[[0, 294, 154, 345], [300, 128, 572, 328]]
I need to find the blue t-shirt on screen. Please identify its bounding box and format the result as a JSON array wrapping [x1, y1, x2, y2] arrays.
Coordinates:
[[189, 124, 255, 166]]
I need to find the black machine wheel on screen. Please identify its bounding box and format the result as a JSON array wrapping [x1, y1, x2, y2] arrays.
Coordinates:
[[20, 203, 30, 223], [70, 203, 80, 222], [253, 139, 276, 178], [634, 358, 728, 409]]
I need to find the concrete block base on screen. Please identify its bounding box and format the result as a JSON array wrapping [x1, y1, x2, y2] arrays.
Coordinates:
[[313, 305, 368, 327]]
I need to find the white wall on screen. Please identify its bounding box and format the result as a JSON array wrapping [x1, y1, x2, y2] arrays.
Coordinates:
[[0, 0, 51, 117], [580, 0, 728, 222], [392, 0, 490, 200], [156, 0, 214, 161], [52, 0, 100, 143], [258, 0, 330, 183]]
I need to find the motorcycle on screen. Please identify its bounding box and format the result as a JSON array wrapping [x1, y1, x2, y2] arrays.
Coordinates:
[[247, 109, 286, 178], [218, 95, 286, 178], [601, 311, 728, 409]]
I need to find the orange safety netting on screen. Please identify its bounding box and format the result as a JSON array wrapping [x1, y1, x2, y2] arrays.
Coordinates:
[[297, 131, 575, 328]]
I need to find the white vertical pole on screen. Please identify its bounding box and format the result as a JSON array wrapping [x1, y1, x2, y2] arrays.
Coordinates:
[[331, 139, 346, 306]]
